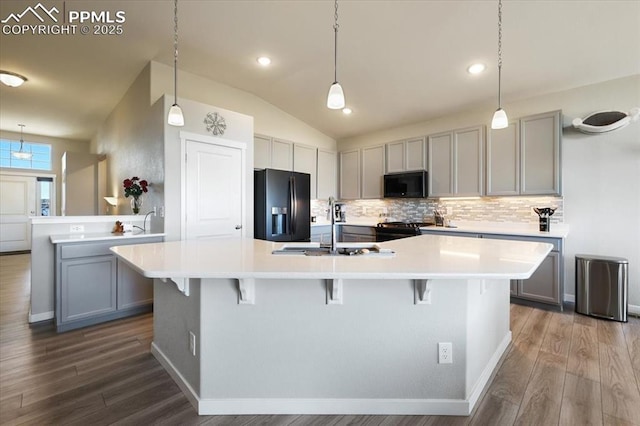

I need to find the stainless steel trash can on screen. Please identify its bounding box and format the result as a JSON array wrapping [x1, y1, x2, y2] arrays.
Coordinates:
[[575, 254, 628, 322]]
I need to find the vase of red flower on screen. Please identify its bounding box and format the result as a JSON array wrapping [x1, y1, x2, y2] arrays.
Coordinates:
[[123, 176, 148, 215]]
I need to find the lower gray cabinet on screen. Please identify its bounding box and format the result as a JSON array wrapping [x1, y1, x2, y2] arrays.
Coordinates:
[[55, 236, 162, 332], [340, 225, 375, 242], [311, 225, 332, 245]]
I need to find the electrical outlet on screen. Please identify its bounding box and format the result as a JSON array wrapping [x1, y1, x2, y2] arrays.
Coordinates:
[[152, 206, 157, 216], [159, 206, 165, 218], [438, 342, 453, 364], [189, 331, 196, 356], [69, 225, 84, 233], [446, 206, 453, 215]]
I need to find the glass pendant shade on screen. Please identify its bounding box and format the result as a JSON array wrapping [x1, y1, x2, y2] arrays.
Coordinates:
[[168, 104, 185, 126], [491, 108, 509, 129], [327, 82, 345, 109], [12, 150, 32, 159]]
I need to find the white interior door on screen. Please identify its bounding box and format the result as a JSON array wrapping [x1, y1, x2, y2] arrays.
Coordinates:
[[184, 137, 245, 240], [0, 175, 36, 252]]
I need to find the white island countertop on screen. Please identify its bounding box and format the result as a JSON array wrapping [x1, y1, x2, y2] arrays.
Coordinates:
[[111, 235, 553, 281]]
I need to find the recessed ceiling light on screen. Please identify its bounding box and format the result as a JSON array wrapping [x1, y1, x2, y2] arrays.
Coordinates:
[[342, 107, 352, 115], [0, 70, 28, 87], [257, 56, 271, 66], [467, 63, 486, 75]]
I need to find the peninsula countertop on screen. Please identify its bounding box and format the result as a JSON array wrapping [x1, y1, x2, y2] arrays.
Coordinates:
[[110, 235, 553, 281], [50, 231, 165, 244]]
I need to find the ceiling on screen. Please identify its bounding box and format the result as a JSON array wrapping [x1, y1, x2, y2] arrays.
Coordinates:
[[0, 0, 638, 142]]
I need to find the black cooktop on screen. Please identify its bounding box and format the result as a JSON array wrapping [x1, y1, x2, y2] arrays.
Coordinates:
[[376, 221, 435, 229]]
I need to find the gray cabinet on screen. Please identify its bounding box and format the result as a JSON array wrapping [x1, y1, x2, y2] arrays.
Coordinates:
[[428, 126, 484, 197], [340, 225, 375, 242], [317, 149, 337, 200], [339, 149, 360, 199], [487, 110, 561, 196], [311, 225, 332, 245], [386, 137, 426, 173], [293, 143, 317, 199], [361, 145, 385, 199], [253, 134, 293, 171], [55, 236, 163, 332]]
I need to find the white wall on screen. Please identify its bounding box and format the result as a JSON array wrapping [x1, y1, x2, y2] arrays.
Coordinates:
[[339, 75, 640, 310], [0, 130, 89, 216], [150, 61, 336, 151]]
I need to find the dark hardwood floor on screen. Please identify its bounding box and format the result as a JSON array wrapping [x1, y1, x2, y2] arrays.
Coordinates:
[[1, 253, 639, 425]]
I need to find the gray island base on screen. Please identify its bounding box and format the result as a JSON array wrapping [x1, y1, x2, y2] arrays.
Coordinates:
[[111, 235, 552, 416]]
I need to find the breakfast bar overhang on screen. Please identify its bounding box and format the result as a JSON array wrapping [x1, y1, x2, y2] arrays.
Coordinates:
[[111, 234, 552, 416]]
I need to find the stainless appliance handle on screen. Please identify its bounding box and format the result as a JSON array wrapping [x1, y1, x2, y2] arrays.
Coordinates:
[[290, 175, 297, 235]]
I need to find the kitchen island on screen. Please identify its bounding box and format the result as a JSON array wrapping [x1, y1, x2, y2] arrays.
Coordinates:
[[111, 235, 552, 416]]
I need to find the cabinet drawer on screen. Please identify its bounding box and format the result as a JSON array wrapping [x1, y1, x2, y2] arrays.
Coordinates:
[[60, 241, 116, 259]]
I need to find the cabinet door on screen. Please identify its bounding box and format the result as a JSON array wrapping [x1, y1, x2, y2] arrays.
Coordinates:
[[317, 149, 337, 200], [487, 122, 520, 195], [339, 150, 360, 199], [254, 135, 272, 169], [117, 259, 153, 310], [361, 145, 385, 199], [386, 141, 405, 173], [454, 126, 483, 196], [406, 137, 426, 171], [520, 110, 561, 195], [518, 251, 560, 305], [60, 256, 116, 323], [293, 144, 317, 199], [271, 138, 293, 171], [510, 280, 518, 296], [428, 132, 454, 197]]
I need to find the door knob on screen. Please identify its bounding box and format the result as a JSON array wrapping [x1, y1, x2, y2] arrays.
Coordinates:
[[235, 225, 242, 230]]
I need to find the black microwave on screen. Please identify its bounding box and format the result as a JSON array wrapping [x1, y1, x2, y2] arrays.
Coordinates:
[[383, 171, 428, 198]]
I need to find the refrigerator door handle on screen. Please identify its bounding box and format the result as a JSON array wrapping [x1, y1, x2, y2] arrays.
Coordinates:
[[290, 175, 297, 235]]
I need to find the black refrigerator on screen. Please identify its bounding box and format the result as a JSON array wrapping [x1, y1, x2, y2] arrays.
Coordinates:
[[254, 168, 311, 242]]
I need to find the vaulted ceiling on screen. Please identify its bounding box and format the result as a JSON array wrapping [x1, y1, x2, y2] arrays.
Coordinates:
[[1, 0, 638, 141]]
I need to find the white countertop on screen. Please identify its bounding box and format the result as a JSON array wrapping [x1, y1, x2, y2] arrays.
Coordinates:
[[420, 221, 569, 239], [110, 235, 552, 281], [50, 231, 165, 244]]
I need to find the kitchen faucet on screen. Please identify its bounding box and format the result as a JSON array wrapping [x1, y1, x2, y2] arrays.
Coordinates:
[[327, 196, 338, 254]]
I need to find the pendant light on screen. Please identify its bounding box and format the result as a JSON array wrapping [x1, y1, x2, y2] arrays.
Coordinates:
[[491, 0, 508, 130], [326, 0, 345, 109], [0, 71, 27, 87], [167, 0, 185, 127], [12, 124, 32, 160]]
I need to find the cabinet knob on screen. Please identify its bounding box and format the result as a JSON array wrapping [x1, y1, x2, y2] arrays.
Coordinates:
[[235, 225, 242, 230]]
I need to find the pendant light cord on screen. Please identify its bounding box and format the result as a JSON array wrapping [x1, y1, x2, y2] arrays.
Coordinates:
[[173, 0, 179, 106], [333, 0, 339, 84], [497, 0, 503, 109], [18, 124, 25, 151]]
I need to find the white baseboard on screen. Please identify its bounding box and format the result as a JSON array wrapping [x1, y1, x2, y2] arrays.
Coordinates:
[[152, 333, 512, 416], [28, 310, 54, 323], [564, 294, 639, 316]]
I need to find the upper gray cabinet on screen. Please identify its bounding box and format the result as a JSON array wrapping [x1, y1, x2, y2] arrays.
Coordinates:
[[361, 145, 385, 199], [339, 149, 360, 199], [317, 149, 337, 200], [253, 134, 293, 171], [428, 126, 484, 197], [487, 110, 561, 196], [293, 143, 317, 199], [386, 137, 426, 173]]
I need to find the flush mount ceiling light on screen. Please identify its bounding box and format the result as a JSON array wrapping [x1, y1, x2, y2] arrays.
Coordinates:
[[342, 107, 352, 115], [167, 0, 185, 127], [467, 63, 486, 74], [326, 0, 345, 109], [572, 108, 640, 134], [257, 56, 271, 66], [0, 71, 27, 87], [12, 124, 33, 160], [491, 0, 508, 130]]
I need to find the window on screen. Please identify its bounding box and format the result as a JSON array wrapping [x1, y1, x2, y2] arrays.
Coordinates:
[[0, 139, 52, 170]]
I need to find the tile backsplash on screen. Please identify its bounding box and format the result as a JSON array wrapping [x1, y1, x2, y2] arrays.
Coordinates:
[[312, 196, 563, 224]]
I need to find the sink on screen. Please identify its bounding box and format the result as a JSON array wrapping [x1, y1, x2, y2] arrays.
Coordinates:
[[272, 242, 394, 257]]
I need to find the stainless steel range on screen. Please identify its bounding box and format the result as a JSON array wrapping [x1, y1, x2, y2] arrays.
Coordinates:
[[375, 221, 434, 242]]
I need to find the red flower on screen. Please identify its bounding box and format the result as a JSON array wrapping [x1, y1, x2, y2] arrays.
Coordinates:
[[123, 176, 149, 198]]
